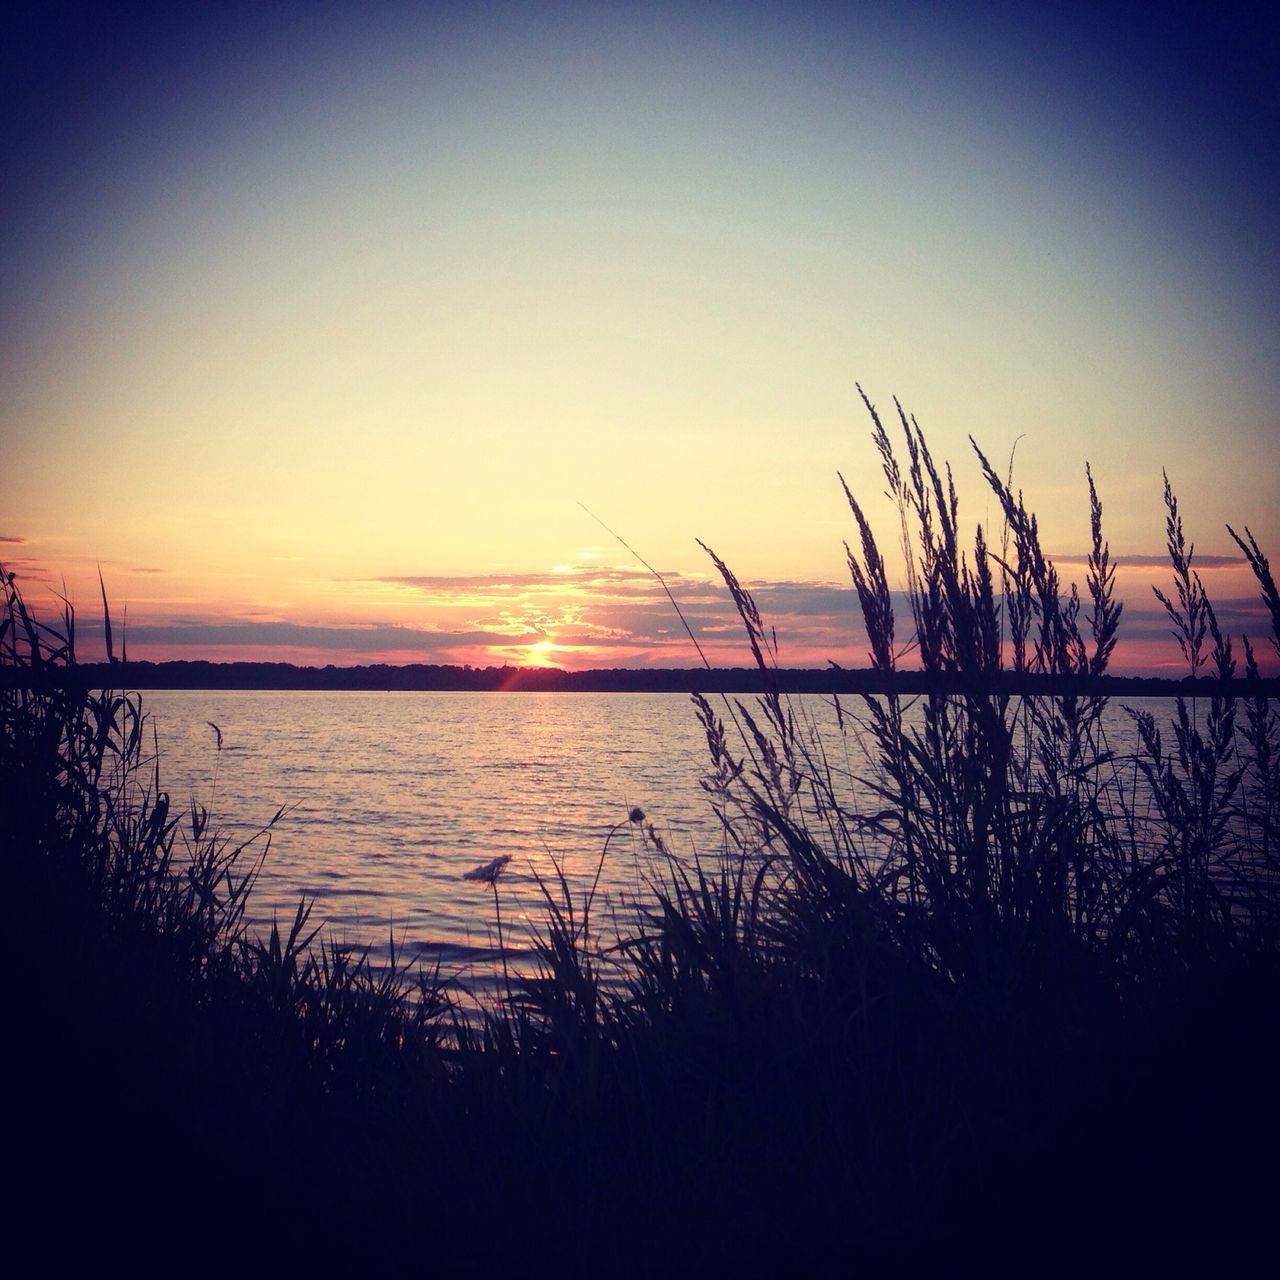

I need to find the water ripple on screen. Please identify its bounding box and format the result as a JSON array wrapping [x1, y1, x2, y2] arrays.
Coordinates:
[[143, 689, 1160, 987]]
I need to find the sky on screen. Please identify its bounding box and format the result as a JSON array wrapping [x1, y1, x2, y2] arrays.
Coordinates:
[[2, 0, 1277, 673]]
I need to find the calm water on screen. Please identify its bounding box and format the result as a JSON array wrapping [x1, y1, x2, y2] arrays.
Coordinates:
[[141, 689, 1169, 993], [144, 691, 730, 990]]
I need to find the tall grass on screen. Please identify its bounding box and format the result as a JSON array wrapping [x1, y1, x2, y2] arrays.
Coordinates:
[[3, 568, 461, 1259], [499, 391, 1280, 1249], [4, 392, 1279, 1261]]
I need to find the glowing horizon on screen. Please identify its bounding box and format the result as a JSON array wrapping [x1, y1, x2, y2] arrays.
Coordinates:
[[5, 535, 1274, 677]]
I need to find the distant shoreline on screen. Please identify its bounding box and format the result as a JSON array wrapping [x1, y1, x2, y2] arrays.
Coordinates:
[[6, 659, 1278, 698]]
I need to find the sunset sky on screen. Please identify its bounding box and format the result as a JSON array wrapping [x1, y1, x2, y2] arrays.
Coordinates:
[[2, 1, 1277, 673]]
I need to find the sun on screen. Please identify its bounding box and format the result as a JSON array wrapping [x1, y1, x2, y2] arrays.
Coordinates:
[[524, 638, 558, 667]]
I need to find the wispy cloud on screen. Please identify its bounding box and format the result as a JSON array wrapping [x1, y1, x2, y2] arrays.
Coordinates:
[[0, 534, 27, 544], [41, 555, 1277, 675], [96, 620, 549, 655], [365, 565, 702, 598], [1049, 552, 1246, 569], [72, 566, 872, 668]]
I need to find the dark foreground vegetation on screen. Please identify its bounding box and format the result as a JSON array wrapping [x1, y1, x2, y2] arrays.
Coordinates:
[[6, 396, 1280, 1267]]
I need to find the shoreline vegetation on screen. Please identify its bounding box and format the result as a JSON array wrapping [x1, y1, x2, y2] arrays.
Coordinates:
[[6, 394, 1280, 1264], [7, 656, 1279, 697]]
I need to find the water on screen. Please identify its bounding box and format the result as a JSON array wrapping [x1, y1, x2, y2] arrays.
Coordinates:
[[139, 689, 1185, 992], [143, 691, 729, 988]]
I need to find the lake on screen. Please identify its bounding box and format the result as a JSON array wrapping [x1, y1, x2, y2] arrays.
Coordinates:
[[141, 688, 1173, 995], [143, 690, 732, 993]]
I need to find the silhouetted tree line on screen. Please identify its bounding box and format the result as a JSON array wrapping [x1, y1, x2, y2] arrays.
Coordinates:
[[2, 657, 1275, 697]]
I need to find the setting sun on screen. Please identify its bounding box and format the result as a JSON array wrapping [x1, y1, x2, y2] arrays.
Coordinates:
[[524, 638, 559, 667]]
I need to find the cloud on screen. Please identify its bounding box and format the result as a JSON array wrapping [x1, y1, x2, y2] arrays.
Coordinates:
[[1048, 552, 1246, 569], [106, 620, 547, 654], [59, 552, 1274, 673], [363, 565, 694, 595], [81, 567, 873, 667], [61, 580, 1277, 674], [361, 567, 864, 637], [0, 534, 26, 544], [1085, 596, 1277, 653], [1, 557, 54, 582], [748, 581, 856, 616]]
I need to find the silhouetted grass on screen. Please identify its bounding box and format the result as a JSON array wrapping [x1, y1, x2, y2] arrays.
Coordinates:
[[5, 394, 1279, 1265]]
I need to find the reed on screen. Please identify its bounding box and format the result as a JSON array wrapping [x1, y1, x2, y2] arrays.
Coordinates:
[[488, 390, 1280, 1252], [4, 391, 1278, 1261]]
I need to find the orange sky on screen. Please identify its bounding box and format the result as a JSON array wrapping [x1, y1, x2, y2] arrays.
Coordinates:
[[5, 524, 1276, 676]]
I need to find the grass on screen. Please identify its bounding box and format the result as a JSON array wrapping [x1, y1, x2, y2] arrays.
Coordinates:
[[4, 392, 1279, 1265]]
